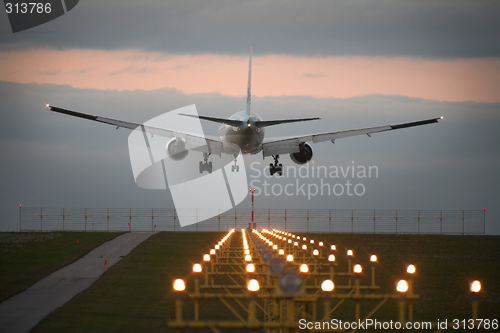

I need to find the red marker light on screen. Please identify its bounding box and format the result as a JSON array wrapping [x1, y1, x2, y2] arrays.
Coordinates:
[[77, 239, 79, 244], [105, 260, 107, 265]]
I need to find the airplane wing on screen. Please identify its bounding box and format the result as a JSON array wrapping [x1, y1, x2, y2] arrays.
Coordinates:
[[47, 105, 223, 156], [261, 117, 442, 157]]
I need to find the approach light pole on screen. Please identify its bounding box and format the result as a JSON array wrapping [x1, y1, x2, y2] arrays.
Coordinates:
[[249, 188, 256, 227]]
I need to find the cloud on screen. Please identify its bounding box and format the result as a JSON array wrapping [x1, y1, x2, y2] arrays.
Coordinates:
[[38, 69, 61, 76], [1, 81, 499, 233], [0, 1, 499, 58], [1, 49, 499, 103], [300, 73, 326, 79]]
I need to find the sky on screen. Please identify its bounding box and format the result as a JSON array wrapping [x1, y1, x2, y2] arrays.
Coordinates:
[[0, 0, 499, 233]]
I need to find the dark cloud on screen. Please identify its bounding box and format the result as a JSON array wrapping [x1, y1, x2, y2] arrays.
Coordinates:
[[0, 81, 499, 233], [0, 1, 499, 58]]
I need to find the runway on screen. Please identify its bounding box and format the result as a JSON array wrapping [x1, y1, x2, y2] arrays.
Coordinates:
[[0, 232, 153, 333]]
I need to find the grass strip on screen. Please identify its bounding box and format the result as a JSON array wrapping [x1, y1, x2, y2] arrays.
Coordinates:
[[0, 232, 123, 302]]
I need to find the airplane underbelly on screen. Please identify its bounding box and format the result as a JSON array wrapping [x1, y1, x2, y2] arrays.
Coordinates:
[[221, 127, 263, 155]]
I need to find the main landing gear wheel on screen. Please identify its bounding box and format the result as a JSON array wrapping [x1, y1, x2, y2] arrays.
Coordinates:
[[199, 153, 212, 173], [269, 155, 283, 176]]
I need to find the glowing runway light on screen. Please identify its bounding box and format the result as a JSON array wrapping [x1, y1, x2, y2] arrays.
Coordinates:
[[353, 264, 362, 274], [470, 280, 481, 293], [300, 264, 309, 273], [370, 255, 377, 262], [173, 279, 186, 291], [193, 263, 202, 273], [321, 279, 335, 292], [246, 264, 256, 273], [247, 279, 260, 291], [397, 280, 409, 293], [407, 264, 416, 274]]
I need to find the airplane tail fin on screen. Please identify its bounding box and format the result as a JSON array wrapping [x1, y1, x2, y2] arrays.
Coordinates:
[[245, 47, 252, 116]]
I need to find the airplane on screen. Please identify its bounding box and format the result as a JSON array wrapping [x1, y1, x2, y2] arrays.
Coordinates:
[[47, 48, 442, 176]]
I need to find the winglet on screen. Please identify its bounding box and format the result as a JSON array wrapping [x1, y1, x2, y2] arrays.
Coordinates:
[[245, 47, 252, 115]]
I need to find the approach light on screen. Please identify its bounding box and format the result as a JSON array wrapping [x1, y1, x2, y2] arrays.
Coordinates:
[[331, 245, 336, 250], [321, 279, 335, 292], [470, 280, 481, 293], [328, 254, 336, 262], [245, 254, 252, 261], [247, 279, 260, 292], [215, 245, 220, 250], [269, 258, 286, 275], [347, 250, 353, 256], [193, 263, 202, 273], [370, 255, 377, 262], [353, 264, 362, 274], [313, 249, 319, 256], [302, 245, 307, 250], [294, 242, 298, 246], [303, 237, 306, 241], [286, 254, 294, 262], [210, 249, 216, 255], [288, 239, 292, 243], [310, 239, 314, 244], [300, 264, 309, 273], [203, 254, 210, 262], [278, 249, 284, 255], [244, 249, 250, 255], [319, 242, 323, 247], [173, 279, 186, 291], [273, 245, 278, 250], [407, 264, 416, 274], [397, 280, 409, 293], [246, 263, 256, 273]]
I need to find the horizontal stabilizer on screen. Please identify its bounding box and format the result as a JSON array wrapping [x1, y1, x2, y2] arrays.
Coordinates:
[[255, 117, 320, 128], [179, 114, 242, 127]]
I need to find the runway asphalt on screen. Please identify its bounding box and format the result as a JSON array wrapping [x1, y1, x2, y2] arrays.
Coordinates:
[[0, 232, 153, 333]]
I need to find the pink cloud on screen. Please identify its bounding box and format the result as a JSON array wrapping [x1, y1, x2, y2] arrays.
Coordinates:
[[0, 49, 499, 103]]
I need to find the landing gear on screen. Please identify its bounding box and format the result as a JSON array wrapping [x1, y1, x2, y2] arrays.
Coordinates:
[[231, 154, 240, 172], [199, 153, 212, 173], [269, 155, 283, 176]]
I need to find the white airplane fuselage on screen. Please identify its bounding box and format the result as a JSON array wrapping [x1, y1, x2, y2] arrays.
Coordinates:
[[219, 110, 265, 155]]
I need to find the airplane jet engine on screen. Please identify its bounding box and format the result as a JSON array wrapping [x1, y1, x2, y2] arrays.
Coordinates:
[[166, 137, 189, 161], [290, 143, 313, 165]]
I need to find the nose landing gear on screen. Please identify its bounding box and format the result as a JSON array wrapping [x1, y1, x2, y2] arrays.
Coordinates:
[[269, 155, 283, 176], [231, 154, 240, 172]]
